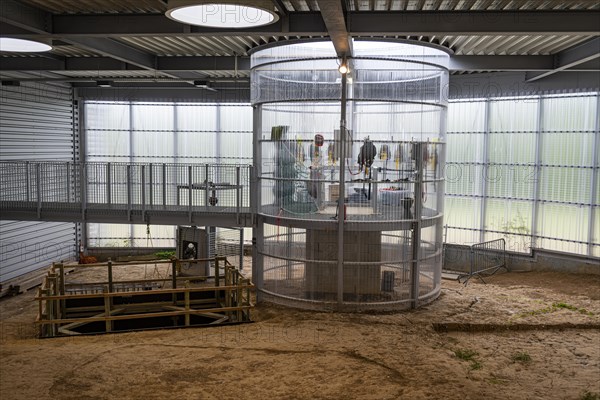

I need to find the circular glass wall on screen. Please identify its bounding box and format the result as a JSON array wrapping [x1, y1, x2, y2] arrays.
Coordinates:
[[251, 39, 449, 311]]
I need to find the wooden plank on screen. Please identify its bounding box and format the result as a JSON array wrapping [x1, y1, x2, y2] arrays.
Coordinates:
[[59, 308, 126, 331], [64, 298, 218, 314], [37, 304, 254, 325], [35, 283, 254, 301]]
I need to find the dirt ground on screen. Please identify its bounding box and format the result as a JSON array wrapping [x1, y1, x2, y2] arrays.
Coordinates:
[[0, 265, 599, 400]]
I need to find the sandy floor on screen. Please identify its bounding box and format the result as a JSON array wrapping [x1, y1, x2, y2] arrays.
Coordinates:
[[1, 266, 599, 400]]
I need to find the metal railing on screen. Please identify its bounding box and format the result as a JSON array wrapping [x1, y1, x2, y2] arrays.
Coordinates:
[[460, 238, 507, 284], [36, 257, 253, 337], [0, 161, 252, 220]]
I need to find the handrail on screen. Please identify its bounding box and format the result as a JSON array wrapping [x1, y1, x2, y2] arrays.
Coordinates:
[[0, 161, 253, 219]]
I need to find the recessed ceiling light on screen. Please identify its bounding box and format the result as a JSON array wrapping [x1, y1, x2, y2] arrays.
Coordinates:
[[0, 38, 52, 52], [96, 80, 113, 88], [166, 0, 278, 28]]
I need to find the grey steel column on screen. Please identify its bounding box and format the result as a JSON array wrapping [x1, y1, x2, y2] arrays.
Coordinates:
[[479, 99, 491, 243], [253, 219, 264, 302], [588, 95, 600, 256], [531, 96, 543, 251], [337, 58, 348, 306], [411, 142, 424, 309], [252, 104, 264, 300], [129, 102, 134, 246]]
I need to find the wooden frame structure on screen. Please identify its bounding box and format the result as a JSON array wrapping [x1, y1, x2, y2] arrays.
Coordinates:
[[36, 256, 253, 337]]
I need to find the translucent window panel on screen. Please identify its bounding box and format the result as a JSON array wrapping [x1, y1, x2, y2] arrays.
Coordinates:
[[176, 104, 217, 131], [445, 164, 483, 196], [446, 132, 485, 163], [542, 95, 597, 132], [132, 131, 174, 163], [86, 130, 130, 161], [538, 167, 592, 204], [88, 223, 132, 247], [131, 224, 175, 248], [485, 165, 535, 199], [85, 102, 130, 130], [444, 196, 481, 233], [219, 105, 252, 132], [177, 132, 216, 161], [132, 103, 174, 130], [540, 132, 595, 166], [488, 132, 536, 164], [537, 203, 589, 251], [484, 199, 533, 247], [489, 99, 538, 133], [220, 132, 252, 161], [447, 101, 485, 133]]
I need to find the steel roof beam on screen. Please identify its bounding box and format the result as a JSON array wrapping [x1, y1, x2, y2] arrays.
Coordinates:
[[62, 37, 157, 70], [7, 55, 599, 73], [525, 37, 600, 82], [450, 55, 555, 72], [3, 10, 598, 38], [0, 0, 49, 34], [0, 56, 251, 72], [316, 0, 353, 57]]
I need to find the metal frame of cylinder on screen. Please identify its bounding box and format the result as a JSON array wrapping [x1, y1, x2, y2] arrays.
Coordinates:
[[251, 39, 450, 311]]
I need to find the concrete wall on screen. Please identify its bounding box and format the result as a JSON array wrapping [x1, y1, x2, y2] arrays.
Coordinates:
[[444, 244, 600, 275]]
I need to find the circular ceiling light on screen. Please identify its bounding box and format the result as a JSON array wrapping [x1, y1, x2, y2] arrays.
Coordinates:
[[166, 0, 278, 28], [0, 38, 52, 52]]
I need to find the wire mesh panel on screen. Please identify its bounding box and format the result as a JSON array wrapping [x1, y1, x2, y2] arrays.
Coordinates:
[[460, 238, 507, 284], [252, 39, 449, 311], [0, 161, 252, 217]]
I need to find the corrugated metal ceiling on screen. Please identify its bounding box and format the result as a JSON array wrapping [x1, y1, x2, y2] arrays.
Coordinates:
[[115, 33, 596, 56], [7, 0, 599, 78], [17, 0, 600, 14], [117, 35, 322, 57], [17, 0, 167, 14]]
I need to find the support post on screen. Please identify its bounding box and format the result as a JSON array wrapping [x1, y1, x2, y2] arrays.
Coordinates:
[[236, 165, 241, 223], [188, 165, 193, 223], [162, 163, 167, 207], [184, 280, 190, 326], [106, 162, 112, 205], [239, 228, 244, 271], [171, 259, 177, 305], [66, 162, 71, 202], [26, 161, 31, 202], [531, 96, 543, 251], [80, 163, 87, 221], [103, 285, 112, 333], [127, 164, 132, 221], [411, 142, 424, 309], [480, 99, 491, 243], [36, 163, 42, 218], [588, 95, 600, 256], [215, 257, 220, 292], [204, 164, 209, 210], [149, 163, 154, 206], [141, 165, 146, 221], [252, 218, 264, 302], [58, 263, 66, 316], [337, 57, 348, 307], [107, 258, 113, 293]]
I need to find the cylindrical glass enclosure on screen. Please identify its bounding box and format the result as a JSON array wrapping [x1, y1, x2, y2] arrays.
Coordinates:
[[251, 40, 449, 311]]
